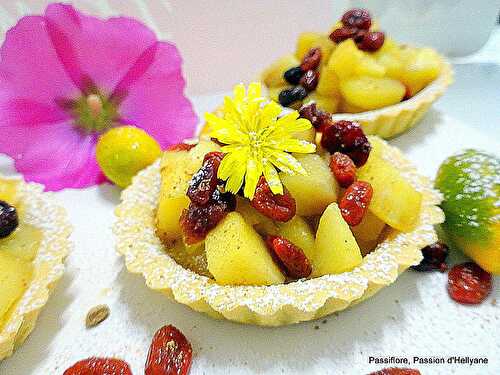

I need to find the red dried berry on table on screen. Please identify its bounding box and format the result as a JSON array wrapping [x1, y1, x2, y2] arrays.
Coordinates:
[[341, 8, 372, 30], [63, 357, 132, 375], [339, 181, 373, 226], [329, 26, 359, 43], [266, 236, 312, 279], [166, 143, 195, 152], [251, 176, 296, 222], [448, 262, 492, 305], [299, 70, 320, 92], [146, 324, 193, 375], [298, 103, 330, 131], [181, 189, 236, 244], [300, 47, 322, 71], [368, 368, 421, 375], [411, 242, 449, 272], [187, 152, 224, 205], [329, 152, 357, 188], [358, 31, 385, 52], [321, 120, 371, 166]]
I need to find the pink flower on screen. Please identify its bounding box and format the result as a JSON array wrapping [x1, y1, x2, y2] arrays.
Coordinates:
[[0, 3, 197, 191]]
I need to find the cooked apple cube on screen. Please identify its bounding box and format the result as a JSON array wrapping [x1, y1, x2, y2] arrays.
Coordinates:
[[236, 197, 278, 235], [295, 32, 322, 60], [0, 224, 42, 262], [357, 153, 422, 232], [400, 48, 442, 96], [313, 203, 362, 276], [280, 154, 339, 216], [327, 39, 363, 80], [262, 54, 300, 88], [340, 76, 405, 110], [350, 211, 385, 243], [354, 55, 386, 78], [205, 212, 285, 285], [277, 216, 315, 261], [316, 65, 341, 98], [0, 252, 32, 319], [0, 179, 20, 206], [307, 92, 339, 114]]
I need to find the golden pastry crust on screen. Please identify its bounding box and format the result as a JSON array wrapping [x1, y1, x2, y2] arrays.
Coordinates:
[[114, 138, 444, 326], [0, 177, 71, 359]]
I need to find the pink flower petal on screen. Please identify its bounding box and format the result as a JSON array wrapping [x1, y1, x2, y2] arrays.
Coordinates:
[[44, 3, 158, 95], [117, 41, 198, 149]]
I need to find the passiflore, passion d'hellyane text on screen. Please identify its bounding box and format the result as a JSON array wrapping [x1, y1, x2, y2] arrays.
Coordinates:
[[369, 356, 488, 367]]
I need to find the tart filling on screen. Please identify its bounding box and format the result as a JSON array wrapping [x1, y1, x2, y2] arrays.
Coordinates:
[[114, 83, 444, 325], [0, 177, 71, 359]]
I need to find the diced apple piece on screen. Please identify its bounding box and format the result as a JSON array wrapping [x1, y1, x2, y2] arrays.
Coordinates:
[[354, 55, 386, 78], [205, 212, 285, 285], [156, 195, 190, 245], [0, 224, 42, 262], [0, 252, 32, 319], [311, 35, 335, 66], [0, 179, 20, 206], [338, 98, 366, 114], [316, 65, 341, 97], [340, 76, 405, 110], [307, 92, 339, 113], [236, 197, 278, 235], [280, 154, 339, 216], [400, 48, 442, 96], [262, 54, 300, 88], [277, 216, 315, 260], [187, 140, 222, 172], [357, 154, 422, 232], [313, 203, 362, 276], [350, 211, 385, 242], [376, 51, 404, 80], [327, 39, 363, 80], [295, 32, 322, 60]]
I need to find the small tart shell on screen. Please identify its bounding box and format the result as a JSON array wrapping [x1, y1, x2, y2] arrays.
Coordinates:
[[331, 61, 453, 139], [0, 177, 71, 360], [114, 139, 444, 326]]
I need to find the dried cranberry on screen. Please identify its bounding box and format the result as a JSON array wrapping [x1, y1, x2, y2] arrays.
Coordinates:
[[187, 153, 224, 205], [368, 369, 421, 375], [0, 200, 18, 239], [448, 262, 492, 305], [411, 242, 449, 272], [320, 120, 371, 166], [300, 47, 322, 71], [181, 189, 236, 244], [145, 325, 193, 375], [266, 236, 312, 279], [299, 70, 319, 92], [329, 26, 359, 43], [278, 86, 308, 107], [63, 357, 132, 375], [353, 29, 367, 43], [358, 31, 385, 52], [284, 66, 303, 85], [298, 103, 330, 131], [329, 152, 357, 188], [166, 143, 195, 152], [341, 8, 372, 30], [339, 181, 372, 226], [251, 176, 296, 222]]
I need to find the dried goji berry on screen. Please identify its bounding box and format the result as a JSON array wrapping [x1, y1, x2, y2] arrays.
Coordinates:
[[448, 262, 492, 304], [187, 152, 224, 205], [63, 357, 132, 375], [181, 189, 236, 244], [298, 103, 330, 131], [411, 242, 449, 272], [266, 236, 312, 279], [329, 26, 359, 43], [357, 31, 385, 52], [368, 369, 421, 375], [341, 8, 372, 30], [329, 152, 357, 188], [166, 143, 195, 152], [251, 176, 296, 222], [320, 120, 371, 167], [339, 180, 373, 226], [300, 47, 322, 72], [146, 325, 193, 375]]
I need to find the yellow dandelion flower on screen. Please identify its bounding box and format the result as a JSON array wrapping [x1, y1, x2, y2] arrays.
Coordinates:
[[205, 82, 316, 200]]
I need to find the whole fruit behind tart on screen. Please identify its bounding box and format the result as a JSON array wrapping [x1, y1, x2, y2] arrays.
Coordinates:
[[114, 83, 444, 325], [261, 8, 452, 138], [0, 176, 71, 360], [436, 149, 500, 274]]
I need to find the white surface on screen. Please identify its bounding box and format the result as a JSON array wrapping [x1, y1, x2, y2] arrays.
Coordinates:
[[0, 93, 499, 375]]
